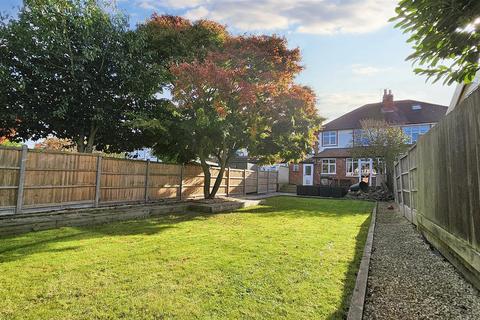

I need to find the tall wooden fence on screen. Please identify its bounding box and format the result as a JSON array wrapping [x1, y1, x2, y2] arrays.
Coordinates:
[[0, 146, 278, 215], [394, 87, 480, 288]]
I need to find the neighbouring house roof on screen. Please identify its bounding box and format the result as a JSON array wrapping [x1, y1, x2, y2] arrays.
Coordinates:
[[314, 148, 352, 158], [323, 95, 447, 131]]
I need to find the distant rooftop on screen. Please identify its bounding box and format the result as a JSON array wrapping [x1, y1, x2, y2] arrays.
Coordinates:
[[323, 90, 448, 131]]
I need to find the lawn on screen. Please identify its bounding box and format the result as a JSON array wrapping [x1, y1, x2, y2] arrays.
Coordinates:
[[0, 196, 373, 320]]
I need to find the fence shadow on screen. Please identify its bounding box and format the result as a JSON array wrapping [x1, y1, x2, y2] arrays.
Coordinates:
[[327, 215, 371, 319], [0, 211, 216, 264]]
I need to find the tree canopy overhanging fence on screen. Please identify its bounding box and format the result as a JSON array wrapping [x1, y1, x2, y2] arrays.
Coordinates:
[[0, 145, 278, 215]]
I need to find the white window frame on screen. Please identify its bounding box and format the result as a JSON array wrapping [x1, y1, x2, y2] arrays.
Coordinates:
[[346, 158, 358, 176], [322, 131, 337, 146], [292, 164, 299, 172], [321, 158, 336, 174]]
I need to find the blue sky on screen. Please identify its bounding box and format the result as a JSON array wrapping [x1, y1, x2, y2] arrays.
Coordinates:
[[0, 0, 455, 121]]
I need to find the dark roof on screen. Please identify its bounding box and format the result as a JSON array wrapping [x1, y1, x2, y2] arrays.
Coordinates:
[[323, 100, 447, 131], [314, 148, 352, 158]]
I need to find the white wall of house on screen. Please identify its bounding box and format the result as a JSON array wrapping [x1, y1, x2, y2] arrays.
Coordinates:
[[318, 123, 437, 153], [318, 129, 353, 152]]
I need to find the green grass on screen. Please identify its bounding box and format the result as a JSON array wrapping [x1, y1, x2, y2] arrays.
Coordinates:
[[0, 197, 373, 320]]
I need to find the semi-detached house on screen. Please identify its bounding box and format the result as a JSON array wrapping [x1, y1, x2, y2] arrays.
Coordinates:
[[289, 90, 448, 187]]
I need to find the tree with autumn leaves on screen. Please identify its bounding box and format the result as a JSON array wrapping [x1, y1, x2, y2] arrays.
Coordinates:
[[138, 17, 322, 199], [1, 3, 321, 199]]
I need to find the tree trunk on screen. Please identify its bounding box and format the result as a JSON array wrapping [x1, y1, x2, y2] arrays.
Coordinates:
[[200, 157, 211, 199], [76, 137, 85, 153], [84, 126, 98, 153], [208, 150, 231, 199], [209, 163, 226, 199], [75, 126, 98, 153], [385, 160, 395, 192]]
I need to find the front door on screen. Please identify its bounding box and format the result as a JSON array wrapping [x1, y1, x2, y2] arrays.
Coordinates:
[[303, 164, 314, 185]]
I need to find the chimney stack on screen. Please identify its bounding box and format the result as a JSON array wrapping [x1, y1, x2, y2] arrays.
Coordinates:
[[382, 89, 395, 112]]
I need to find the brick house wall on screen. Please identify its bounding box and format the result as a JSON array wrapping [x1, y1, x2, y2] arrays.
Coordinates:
[[289, 163, 303, 185], [289, 159, 358, 186], [314, 158, 347, 184], [320, 158, 357, 184]]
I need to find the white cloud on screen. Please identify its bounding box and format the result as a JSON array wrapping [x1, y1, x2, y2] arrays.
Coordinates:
[[137, 1, 157, 10], [134, 0, 397, 34], [136, 0, 203, 10], [184, 6, 209, 20], [351, 64, 391, 76], [317, 91, 381, 121]]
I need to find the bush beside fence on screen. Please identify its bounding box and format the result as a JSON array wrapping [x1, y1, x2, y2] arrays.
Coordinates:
[[0, 146, 278, 215]]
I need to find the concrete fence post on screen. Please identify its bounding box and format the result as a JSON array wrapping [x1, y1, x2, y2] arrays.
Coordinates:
[[144, 160, 150, 203], [276, 171, 279, 192], [267, 170, 270, 193], [243, 169, 247, 196], [15, 145, 28, 214], [256, 168, 260, 194], [94, 156, 102, 207], [226, 167, 230, 197], [179, 164, 184, 200]]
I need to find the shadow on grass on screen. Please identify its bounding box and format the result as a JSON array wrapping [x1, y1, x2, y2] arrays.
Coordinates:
[[0, 211, 216, 264], [0, 195, 373, 300], [326, 214, 371, 319]]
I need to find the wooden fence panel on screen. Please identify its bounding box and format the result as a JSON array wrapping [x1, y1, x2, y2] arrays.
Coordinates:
[[147, 163, 181, 201], [0, 146, 279, 215], [267, 171, 277, 193], [23, 151, 97, 209], [100, 158, 147, 204], [182, 165, 204, 198], [395, 87, 480, 288], [0, 147, 21, 213], [228, 169, 244, 195], [394, 145, 418, 224], [257, 171, 269, 194], [245, 170, 257, 193]]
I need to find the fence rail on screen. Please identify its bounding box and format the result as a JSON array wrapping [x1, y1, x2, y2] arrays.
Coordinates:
[[0, 146, 278, 215], [394, 144, 418, 224]]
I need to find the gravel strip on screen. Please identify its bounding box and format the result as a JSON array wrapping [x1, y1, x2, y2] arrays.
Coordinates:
[[363, 202, 480, 320]]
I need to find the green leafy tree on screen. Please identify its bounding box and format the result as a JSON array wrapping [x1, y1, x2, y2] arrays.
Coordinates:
[[140, 15, 227, 66], [0, 0, 163, 152], [392, 0, 480, 84], [137, 32, 322, 199], [0, 139, 22, 147], [351, 119, 409, 190]]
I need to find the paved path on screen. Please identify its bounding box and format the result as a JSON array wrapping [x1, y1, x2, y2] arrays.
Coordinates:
[[364, 202, 480, 319]]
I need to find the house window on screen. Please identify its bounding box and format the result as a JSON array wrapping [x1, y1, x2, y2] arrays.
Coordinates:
[[353, 129, 369, 146], [322, 131, 337, 146], [346, 158, 359, 176], [292, 164, 299, 172], [321, 159, 336, 174], [304, 165, 312, 175], [402, 125, 430, 144]]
